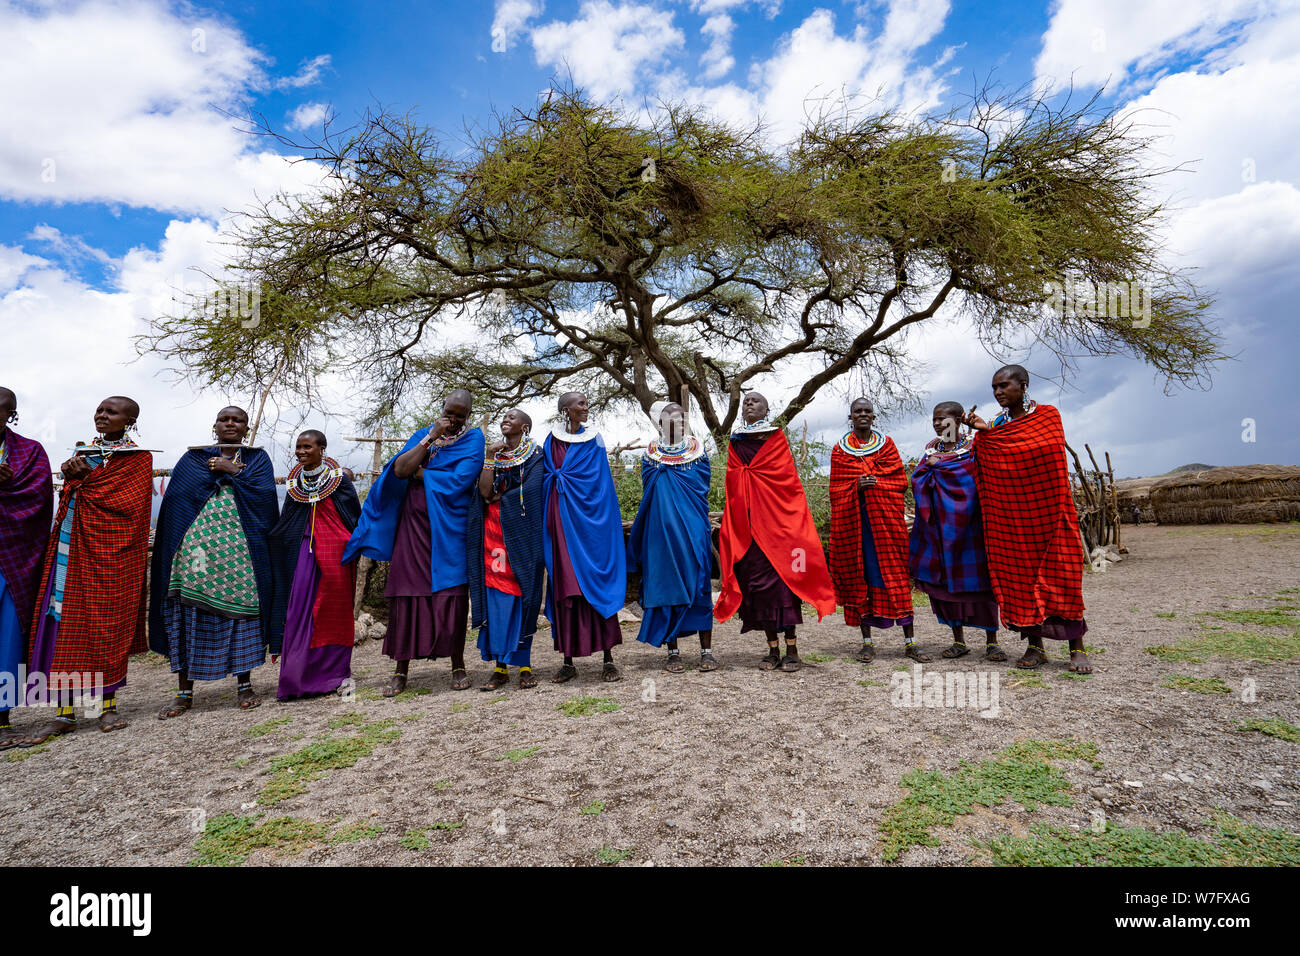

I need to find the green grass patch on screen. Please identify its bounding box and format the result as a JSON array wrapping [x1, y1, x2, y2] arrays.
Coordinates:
[[398, 713, 424, 722], [430, 821, 464, 830], [762, 855, 807, 867], [857, 679, 885, 688], [1154, 612, 1176, 619], [432, 778, 451, 790], [191, 813, 331, 866], [1240, 717, 1300, 744], [911, 590, 931, 608], [358, 686, 431, 702], [450, 701, 471, 713], [892, 665, 909, 672], [1057, 671, 1092, 681], [400, 828, 431, 851], [259, 719, 401, 805], [978, 812, 1300, 866], [596, 846, 633, 865], [579, 800, 606, 815], [233, 757, 250, 768], [244, 715, 292, 738], [326, 712, 367, 729], [1160, 675, 1232, 695], [487, 695, 507, 704], [1146, 629, 1300, 664], [3, 741, 50, 762], [128, 651, 169, 665], [1007, 674, 1048, 689], [878, 738, 1101, 863], [802, 652, 835, 664], [1199, 609, 1300, 628], [499, 746, 540, 762], [557, 696, 621, 718]]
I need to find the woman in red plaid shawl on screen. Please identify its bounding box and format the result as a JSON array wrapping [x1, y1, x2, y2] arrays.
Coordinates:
[[966, 366, 1090, 673], [829, 398, 931, 664], [0, 388, 54, 749], [909, 402, 1004, 661], [19, 397, 152, 747]]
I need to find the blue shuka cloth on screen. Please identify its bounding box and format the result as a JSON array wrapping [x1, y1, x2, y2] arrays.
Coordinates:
[[343, 427, 485, 593], [542, 429, 627, 620], [0, 569, 22, 705], [149, 448, 280, 655], [909, 452, 992, 594], [627, 454, 714, 646], [467, 446, 545, 640]]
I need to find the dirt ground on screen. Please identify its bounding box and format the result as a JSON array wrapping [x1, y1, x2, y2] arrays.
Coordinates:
[[2, 523, 1297, 866]]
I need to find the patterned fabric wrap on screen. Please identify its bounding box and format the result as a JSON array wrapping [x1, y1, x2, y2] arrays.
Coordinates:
[[149, 447, 279, 654], [268, 475, 361, 655], [29, 448, 152, 685], [715, 429, 836, 622], [828, 435, 913, 624], [972, 404, 1085, 627], [909, 442, 992, 594], [167, 487, 260, 618], [0, 429, 53, 632], [468, 445, 545, 635]]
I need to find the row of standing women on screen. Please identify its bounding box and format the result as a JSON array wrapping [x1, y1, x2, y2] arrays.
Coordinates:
[[0, 362, 1088, 748]]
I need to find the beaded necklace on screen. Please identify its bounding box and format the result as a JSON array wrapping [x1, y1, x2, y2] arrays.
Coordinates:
[[836, 429, 885, 457], [80, 434, 139, 464], [646, 434, 704, 465], [991, 399, 1038, 429], [926, 434, 973, 458], [731, 418, 775, 436], [487, 437, 537, 516], [286, 457, 343, 504]]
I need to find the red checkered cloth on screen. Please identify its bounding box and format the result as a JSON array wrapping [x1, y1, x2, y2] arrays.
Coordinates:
[[829, 436, 913, 624], [30, 451, 152, 685], [973, 405, 1085, 628], [715, 430, 836, 622]]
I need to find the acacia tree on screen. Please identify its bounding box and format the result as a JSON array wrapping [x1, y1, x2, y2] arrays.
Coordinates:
[[143, 86, 1220, 439]]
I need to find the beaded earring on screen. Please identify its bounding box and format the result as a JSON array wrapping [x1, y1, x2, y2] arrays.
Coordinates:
[[6, 412, 16, 425]]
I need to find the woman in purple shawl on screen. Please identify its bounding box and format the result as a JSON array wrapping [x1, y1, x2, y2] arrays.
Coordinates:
[[0, 388, 54, 749], [908, 402, 1004, 661], [544, 392, 626, 684], [343, 390, 485, 694]]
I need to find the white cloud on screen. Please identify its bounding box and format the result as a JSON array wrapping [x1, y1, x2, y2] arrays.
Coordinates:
[[0, 0, 328, 216], [1033, 0, 1273, 91], [492, 0, 545, 53], [530, 1, 685, 98], [286, 102, 330, 132], [274, 53, 332, 89], [699, 14, 735, 80]]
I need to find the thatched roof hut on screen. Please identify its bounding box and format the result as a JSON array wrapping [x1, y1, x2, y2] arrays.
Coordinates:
[[1149, 464, 1300, 525], [1114, 476, 1161, 523]]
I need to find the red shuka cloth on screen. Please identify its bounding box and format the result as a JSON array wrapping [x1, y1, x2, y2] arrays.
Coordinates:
[[829, 435, 913, 624], [31, 451, 152, 685], [308, 496, 357, 648], [483, 500, 522, 597], [973, 404, 1085, 627], [715, 430, 836, 622]]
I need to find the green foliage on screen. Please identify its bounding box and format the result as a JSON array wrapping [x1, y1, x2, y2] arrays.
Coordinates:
[[328, 822, 384, 844], [244, 715, 292, 738], [499, 746, 541, 762], [1146, 629, 1300, 664], [762, 855, 807, 867], [802, 652, 836, 663], [878, 738, 1100, 862], [1240, 718, 1300, 744], [1160, 675, 1232, 695], [1199, 609, 1300, 628], [1154, 611, 1176, 618], [596, 846, 634, 865], [191, 813, 331, 867], [260, 719, 402, 805], [979, 812, 1300, 866], [400, 828, 431, 851], [143, 87, 1220, 443], [557, 696, 621, 718], [1007, 673, 1048, 689], [579, 800, 606, 815], [326, 712, 368, 729]]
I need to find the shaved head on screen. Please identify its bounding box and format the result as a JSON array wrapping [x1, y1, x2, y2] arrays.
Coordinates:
[[558, 391, 583, 413], [994, 364, 1029, 386], [446, 388, 472, 412], [933, 401, 964, 420], [107, 395, 140, 421]]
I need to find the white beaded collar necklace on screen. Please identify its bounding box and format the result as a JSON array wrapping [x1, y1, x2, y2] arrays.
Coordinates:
[[550, 422, 599, 443]]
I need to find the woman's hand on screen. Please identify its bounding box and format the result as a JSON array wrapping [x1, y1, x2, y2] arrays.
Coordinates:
[[61, 455, 93, 481], [963, 405, 990, 433], [857, 474, 877, 490], [485, 440, 507, 457], [209, 455, 244, 476]]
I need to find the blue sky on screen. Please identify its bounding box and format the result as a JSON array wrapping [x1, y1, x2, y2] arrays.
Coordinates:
[[2, 0, 1297, 477]]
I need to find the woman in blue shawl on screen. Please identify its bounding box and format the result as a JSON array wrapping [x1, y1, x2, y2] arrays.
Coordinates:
[[468, 408, 545, 691], [544, 392, 626, 683], [152, 406, 280, 716], [343, 390, 485, 694], [627, 402, 717, 673]]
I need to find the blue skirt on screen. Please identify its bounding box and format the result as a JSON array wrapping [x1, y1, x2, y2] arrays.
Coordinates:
[[0, 572, 22, 710], [476, 585, 533, 667], [635, 603, 714, 648], [163, 598, 265, 681]]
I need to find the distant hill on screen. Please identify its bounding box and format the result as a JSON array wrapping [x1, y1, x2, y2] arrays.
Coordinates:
[[1164, 463, 1216, 475]]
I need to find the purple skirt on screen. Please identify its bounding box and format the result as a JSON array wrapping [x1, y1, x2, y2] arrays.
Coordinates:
[[27, 561, 126, 703], [733, 541, 803, 634], [277, 534, 352, 700], [1009, 617, 1088, 642], [917, 580, 999, 634], [383, 587, 468, 661]]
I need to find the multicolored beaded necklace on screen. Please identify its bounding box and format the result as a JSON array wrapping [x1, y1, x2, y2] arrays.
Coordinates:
[[286, 457, 344, 504], [646, 434, 704, 465], [487, 436, 537, 515], [836, 429, 885, 457], [991, 398, 1037, 428], [926, 434, 973, 457]]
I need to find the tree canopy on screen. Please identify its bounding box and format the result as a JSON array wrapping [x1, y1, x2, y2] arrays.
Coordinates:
[[142, 85, 1221, 439]]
